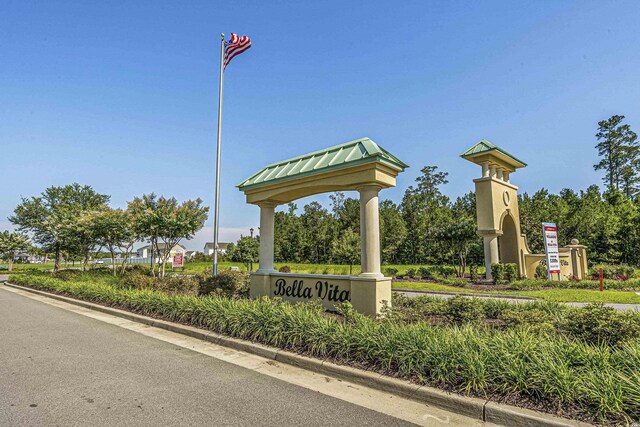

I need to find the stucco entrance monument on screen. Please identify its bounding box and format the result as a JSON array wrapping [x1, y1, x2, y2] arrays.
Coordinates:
[[461, 140, 588, 281], [238, 137, 408, 315]]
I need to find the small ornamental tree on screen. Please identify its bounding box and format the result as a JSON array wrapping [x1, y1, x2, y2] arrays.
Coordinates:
[[436, 218, 478, 278], [128, 194, 209, 277], [0, 231, 30, 271], [331, 228, 360, 275], [127, 194, 161, 276], [230, 236, 259, 271], [154, 197, 208, 277], [92, 208, 136, 276]]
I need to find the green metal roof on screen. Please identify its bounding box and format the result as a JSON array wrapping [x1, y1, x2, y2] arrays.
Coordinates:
[[238, 137, 408, 191], [460, 139, 527, 167]]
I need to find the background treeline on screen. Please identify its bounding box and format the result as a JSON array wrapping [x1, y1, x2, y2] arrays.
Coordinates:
[[274, 115, 640, 269]]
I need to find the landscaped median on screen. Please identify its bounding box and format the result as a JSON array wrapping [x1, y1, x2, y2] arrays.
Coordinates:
[[394, 279, 640, 304], [9, 271, 640, 425]]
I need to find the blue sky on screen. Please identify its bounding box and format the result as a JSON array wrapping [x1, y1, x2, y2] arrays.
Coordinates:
[[2, 1, 640, 250]]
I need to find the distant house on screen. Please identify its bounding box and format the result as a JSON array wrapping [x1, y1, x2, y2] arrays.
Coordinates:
[[13, 252, 32, 263], [136, 243, 186, 259], [185, 250, 198, 260], [204, 242, 230, 256]]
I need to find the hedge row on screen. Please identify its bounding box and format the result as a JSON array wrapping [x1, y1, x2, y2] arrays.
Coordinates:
[[509, 278, 640, 291], [8, 273, 640, 424]]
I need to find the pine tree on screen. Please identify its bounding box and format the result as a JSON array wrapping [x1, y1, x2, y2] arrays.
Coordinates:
[[594, 115, 639, 194]]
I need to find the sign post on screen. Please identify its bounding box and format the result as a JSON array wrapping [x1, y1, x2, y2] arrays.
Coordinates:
[[172, 252, 184, 270], [542, 222, 561, 280], [599, 267, 604, 292]]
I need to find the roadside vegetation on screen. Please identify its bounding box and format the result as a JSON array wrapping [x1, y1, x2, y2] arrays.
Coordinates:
[[8, 269, 640, 425], [6, 260, 640, 304]]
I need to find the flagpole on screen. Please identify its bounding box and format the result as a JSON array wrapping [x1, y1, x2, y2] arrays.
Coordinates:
[[212, 33, 225, 278]]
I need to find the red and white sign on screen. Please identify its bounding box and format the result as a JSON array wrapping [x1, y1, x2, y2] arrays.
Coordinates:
[[172, 252, 184, 268], [542, 222, 560, 277]]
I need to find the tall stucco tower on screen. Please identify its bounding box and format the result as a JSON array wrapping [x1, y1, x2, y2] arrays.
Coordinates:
[[461, 140, 528, 281]]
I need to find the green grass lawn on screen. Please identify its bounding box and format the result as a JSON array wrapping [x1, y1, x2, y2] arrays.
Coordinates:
[[7, 261, 639, 304], [394, 281, 640, 304], [177, 261, 477, 276]]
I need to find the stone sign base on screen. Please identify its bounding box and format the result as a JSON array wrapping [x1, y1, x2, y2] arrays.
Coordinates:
[[250, 272, 392, 316]]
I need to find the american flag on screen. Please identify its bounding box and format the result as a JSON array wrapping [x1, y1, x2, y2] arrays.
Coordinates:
[[224, 33, 251, 70]]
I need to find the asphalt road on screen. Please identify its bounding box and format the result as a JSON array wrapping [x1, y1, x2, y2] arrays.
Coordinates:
[[0, 287, 419, 427]]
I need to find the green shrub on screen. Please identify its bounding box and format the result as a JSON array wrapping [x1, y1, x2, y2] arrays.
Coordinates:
[[535, 264, 548, 280], [124, 264, 152, 275], [122, 272, 155, 290], [278, 265, 291, 273], [384, 267, 399, 277], [469, 264, 479, 282], [499, 309, 555, 333], [394, 293, 448, 316], [491, 263, 505, 284], [51, 270, 84, 281], [559, 303, 640, 346], [435, 265, 455, 278], [508, 278, 640, 291], [156, 275, 199, 295], [503, 263, 518, 282], [198, 270, 249, 298], [406, 268, 417, 278], [445, 296, 484, 325], [588, 264, 636, 280], [418, 266, 432, 279], [491, 263, 518, 284], [439, 277, 468, 287]]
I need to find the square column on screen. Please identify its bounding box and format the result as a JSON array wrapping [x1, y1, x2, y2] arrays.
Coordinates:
[[358, 185, 383, 278], [257, 201, 277, 273], [483, 235, 499, 280]]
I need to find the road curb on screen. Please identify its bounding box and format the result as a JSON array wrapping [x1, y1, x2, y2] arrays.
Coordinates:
[[393, 288, 536, 300], [4, 282, 591, 427]]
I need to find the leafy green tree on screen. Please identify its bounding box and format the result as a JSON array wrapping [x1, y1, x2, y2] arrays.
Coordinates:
[[379, 199, 406, 264], [620, 147, 640, 199], [300, 201, 335, 263], [594, 115, 639, 193], [400, 166, 450, 264], [519, 189, 569, 252], [330, 192, 360, 233], [127, 194, 161, 275], [92, 208, 136, 275], [331, 228, 360, 275], [0, 231, 30, 271], [230, 235, 259, 271], [127, 194, 208, 277], [155, 197, 208, 277], [71, 210, 104, 271], [274, 203, 303, 262], [10, 184, 110, 271], [435, 218, 477, 277]]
